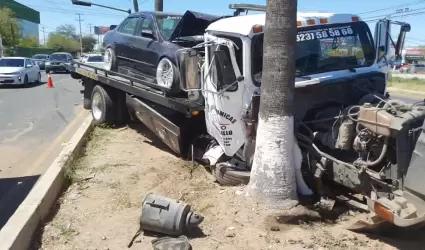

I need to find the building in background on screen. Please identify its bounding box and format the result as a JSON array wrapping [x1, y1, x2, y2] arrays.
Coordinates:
[[94, 26, 111, 51], [0, 0, 40, 42]]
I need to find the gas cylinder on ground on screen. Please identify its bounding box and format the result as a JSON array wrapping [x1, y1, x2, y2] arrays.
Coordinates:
[[140, 193, 204, 236]]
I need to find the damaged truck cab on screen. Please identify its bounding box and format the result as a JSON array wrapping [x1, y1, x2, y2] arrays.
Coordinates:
[[178, 5, 425, 227]]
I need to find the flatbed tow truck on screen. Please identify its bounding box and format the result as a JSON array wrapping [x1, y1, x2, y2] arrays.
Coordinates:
[[71, 4, 425, 229]]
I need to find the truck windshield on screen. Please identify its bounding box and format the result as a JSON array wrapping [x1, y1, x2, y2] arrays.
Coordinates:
[[156, 15, 182, 40], [251, 21, 376, 86]]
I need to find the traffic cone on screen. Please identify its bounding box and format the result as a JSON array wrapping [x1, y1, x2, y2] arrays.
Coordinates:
[[46, 73, 54, 88]]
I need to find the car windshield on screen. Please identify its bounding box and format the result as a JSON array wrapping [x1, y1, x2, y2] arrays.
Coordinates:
[[87, 56, 103, 62], [50, 54, 68, 61], [33, 55, 48, 60], [0, 59, 25, 67], [156, 15, 182, 40], [251, 21, 376, 85]]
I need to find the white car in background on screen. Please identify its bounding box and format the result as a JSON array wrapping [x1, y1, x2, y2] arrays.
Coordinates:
[[84, 54, 105, 68], [0, 57, 41, 86]]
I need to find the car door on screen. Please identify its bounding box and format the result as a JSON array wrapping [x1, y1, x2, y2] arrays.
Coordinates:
[[24, 59, 36, 81], [132, 15, 161, 77], [114, 16, 140, 69]]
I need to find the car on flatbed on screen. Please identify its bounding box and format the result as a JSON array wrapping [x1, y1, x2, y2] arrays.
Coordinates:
[[102, 10, 222, 95], [45, 52, 74, 73]]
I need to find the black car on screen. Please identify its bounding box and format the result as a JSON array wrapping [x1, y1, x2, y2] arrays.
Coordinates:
[[45, 52, 74, 73], [32, 54, 50, 70], [103, 10, 222, 94]]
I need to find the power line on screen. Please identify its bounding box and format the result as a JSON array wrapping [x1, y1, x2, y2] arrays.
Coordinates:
[[363, 10, 425, 22], [358, 0, 425, 15]]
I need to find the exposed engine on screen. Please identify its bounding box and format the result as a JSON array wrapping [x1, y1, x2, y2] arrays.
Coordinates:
[[297, 93, 425, 195]]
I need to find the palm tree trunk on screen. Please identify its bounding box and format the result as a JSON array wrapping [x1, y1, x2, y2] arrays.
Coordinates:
[[246, 0, 299, 209]]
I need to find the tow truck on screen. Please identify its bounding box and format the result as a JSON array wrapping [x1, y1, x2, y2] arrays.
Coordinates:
[[71, 4, 425, 228]]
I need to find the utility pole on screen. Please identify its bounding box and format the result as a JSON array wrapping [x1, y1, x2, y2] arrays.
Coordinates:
[[246, 0, 312, 209], [154, 0, 163, 11], [133, 0, 139, 12], [87, 23, 93, 36], [41, 26, 46, 45], [76, 13, 84, 55]]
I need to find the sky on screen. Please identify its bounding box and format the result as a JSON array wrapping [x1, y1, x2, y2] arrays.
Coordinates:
[[13, 0, 425, 47]]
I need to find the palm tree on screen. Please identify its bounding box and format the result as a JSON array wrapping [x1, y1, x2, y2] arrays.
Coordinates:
[[246, 0, 300, 209]]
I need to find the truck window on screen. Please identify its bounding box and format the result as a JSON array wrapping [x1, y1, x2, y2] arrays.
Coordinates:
[[251, 21, 376, 86], [208, 44, 237, 92]]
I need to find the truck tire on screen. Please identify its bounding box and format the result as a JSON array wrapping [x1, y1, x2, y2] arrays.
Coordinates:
[[83, 80, 95, 110], [156, 57, 181, 95], [91, 85, 115, 125], [212, 162, 251, 186], [113, 90, 129, 125]]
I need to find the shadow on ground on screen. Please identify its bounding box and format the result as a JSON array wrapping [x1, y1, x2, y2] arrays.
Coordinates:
[[0, 81, 46, 89], [0, 175, 40, 229]]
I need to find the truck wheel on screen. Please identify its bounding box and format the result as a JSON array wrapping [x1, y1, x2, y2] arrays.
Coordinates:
[[156, 57, 181, 95], [212, 162, 251, 186], [104, 47, 118, 72], [91, 85, 115, 125], [113, 90, 129, 124]]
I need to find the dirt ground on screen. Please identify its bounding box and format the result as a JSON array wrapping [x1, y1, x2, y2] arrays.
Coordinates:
[[31, 124, 425, 250]]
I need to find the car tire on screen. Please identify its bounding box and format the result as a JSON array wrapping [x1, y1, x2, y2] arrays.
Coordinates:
[[212, 162, 251, 186], [36, 72, 41, 83], [104, 47, 118, 72], [23, 75, 29, 87], [156, 57, 181, 95], [91, 85, 115, 125]]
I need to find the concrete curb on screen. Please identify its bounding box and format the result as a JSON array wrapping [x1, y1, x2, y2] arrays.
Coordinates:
[[0, 115, 94, 250]]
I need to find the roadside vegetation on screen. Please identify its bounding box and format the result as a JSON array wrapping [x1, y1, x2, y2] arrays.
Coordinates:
[[388, 74, 425, 96]]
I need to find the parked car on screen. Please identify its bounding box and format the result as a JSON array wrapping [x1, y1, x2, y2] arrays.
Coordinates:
[[45, 52, 74, 73], [0, 57, 41, 86], [103, 10, 222, 94], [412, 64, 425, 73], [32, 54, 50, 70], [84, 54, 105, 68]]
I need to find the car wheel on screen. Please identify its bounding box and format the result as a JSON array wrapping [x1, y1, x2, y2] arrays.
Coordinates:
[[104, 47, 117, 72], [156, 57, 180, 95], [36, 72, 41, 83], [23, 75, 29, 87]]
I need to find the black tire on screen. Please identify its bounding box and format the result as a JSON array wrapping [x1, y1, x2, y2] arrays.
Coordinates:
[[83, 80, 94, 110], [36, 72, 41, 83], [212, 162, 251, 186], [23, 75, 29, 87], [90, 85, 115, 125], [156, 57, 181, 95], [104, 47, 118, 72]]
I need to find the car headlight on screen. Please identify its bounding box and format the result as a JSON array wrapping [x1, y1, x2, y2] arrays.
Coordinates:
[[10, 71, 21, 75], [45, 62, 51, 65]]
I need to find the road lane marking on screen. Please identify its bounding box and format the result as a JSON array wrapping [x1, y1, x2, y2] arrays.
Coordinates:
[[23, 107, 88, 176], [2, 122, 34, 143]]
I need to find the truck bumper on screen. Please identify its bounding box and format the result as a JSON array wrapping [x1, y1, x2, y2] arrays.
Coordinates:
[[46, 65, 70, 72], [365, 190, 425, 227]]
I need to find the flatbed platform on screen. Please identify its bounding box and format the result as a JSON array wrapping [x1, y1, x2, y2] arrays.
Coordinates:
[[71, 62, 204, 116]]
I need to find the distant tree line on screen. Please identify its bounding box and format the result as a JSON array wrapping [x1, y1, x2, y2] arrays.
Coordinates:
[[0, 7, 97, 53]]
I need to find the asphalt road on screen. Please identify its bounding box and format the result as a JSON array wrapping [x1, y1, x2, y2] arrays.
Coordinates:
[[0, 72, 88, 229]]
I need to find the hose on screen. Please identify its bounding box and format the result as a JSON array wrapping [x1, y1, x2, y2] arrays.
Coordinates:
[[358, 137, 389, 166]]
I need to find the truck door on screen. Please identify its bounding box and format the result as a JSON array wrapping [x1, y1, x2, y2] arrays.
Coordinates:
[[203, 34, 246, 157], [374, 19, 410, 68]]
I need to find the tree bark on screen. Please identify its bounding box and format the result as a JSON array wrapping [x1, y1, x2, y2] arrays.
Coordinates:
[[155, 0, 163, 11], [246, 0, 299, 209]]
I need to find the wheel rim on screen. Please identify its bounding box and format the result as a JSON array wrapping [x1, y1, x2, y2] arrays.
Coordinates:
[[104, 49, 113, 70], [92, 92, 103, 120], [156, 59, 173, 88]]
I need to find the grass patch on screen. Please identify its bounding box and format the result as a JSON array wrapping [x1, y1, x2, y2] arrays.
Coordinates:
[[388, 76, 425, 92]]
